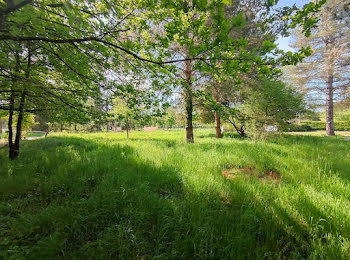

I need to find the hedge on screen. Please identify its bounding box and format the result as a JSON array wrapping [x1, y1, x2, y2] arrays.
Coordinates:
[[287, 121, 350, 132]]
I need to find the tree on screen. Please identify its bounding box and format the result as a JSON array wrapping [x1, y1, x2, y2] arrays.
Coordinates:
[[157, 107, 178, 129], [240, 79, 305, 138], [151, 0, 323, 143], [285, 0, 350, 136], [0, 0, 327, 159], [110, 97, 135, 138], [0, 0, 167, 158], [199, 78, 305, 138], [109, 74, 169, 137], [204, 0, 275, 138]]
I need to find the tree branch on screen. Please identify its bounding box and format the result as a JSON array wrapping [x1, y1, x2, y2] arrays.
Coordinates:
[[0, 35, 266, 65]]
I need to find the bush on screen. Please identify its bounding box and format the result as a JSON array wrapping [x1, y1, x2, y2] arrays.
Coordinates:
[[223, 131, 245, 139], [303, 121, 350, 131], [284, 124, 312, 132], [286, 121, 350, 132]]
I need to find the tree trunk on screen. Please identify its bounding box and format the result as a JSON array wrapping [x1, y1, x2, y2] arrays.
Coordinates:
[[8, 51, 21, 160], [8, 90, 15, 160], [13, 90, 26, 158], [326, 75, 335, 136], [184, 59, 194, 143], [126, 115, 129, 139], [12, 45, 31, 159], [228, 118, 246, 138], [215, 112, 222, 138]]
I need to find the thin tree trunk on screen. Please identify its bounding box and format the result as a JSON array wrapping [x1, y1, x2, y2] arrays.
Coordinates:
[[325, 35, 335, 136], [184, 59, 194, 143], [12, 45, 31, 159], [8, 52, 21, 160], [228, 118, 246, 138], [8, 90, 15, 160], [326, 75, 335, 136], [215, 111, 222, 138], [126, 115, 129, 139], [13, 90, 26, 158]]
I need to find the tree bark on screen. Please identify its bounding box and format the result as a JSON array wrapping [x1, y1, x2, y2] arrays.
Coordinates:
[[7, 52, 21, 160], [126, 115, 129, 139], [8, 90, 15, 160], [228, 118, 246, 138], [11, 45, 31, 159], [215, 111, 222, 138], [13, 90, 26, 158], [326, 75, 335, 136], [184, 59, 194, 143]]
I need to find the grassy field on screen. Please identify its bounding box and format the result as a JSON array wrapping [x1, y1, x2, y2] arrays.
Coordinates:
[[0, 130, 350, 259]]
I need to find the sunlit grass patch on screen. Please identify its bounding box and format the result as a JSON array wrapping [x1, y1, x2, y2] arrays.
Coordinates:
[[0, 129, 349, 259]]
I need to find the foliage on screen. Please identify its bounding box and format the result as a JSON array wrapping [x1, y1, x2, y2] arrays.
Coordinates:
[[288, 121, 350, 132], [242, 80, 305, 138], [0, 111, 36, 131], [284, 0, 350, 135], [16, 112, 35, 132], [109, 76, 170, 130], [109, 97, 136, 131], [336, 110, 350, 123], [0, 0, 328, 156], [199, 79, 305, 138], [334, 100, 350, 123], [284, 123, 313, 132], [157, 107, 182, 128]]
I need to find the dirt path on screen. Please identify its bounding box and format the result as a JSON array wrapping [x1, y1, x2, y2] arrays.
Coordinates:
[[0, 137, 43, 148]]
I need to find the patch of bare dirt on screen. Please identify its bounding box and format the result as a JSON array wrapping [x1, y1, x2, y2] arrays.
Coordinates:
[[222, 167, 281, 183], [222, 167, 256, 179], [259, 170, 281, 183]]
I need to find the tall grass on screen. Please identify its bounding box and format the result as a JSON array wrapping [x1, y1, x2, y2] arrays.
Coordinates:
[[0, 130, 349, 259]]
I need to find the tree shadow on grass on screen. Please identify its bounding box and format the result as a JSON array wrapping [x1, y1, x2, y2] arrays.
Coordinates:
[[0, 136, 348, 259], [220, 178, 350, 259], [0, 136, 184, 258]]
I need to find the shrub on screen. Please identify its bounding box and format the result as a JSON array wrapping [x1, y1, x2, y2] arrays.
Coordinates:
[[286, 121, 350, 132]]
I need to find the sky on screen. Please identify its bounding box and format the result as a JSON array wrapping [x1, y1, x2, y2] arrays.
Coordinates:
[[275, 0, 310, 52]]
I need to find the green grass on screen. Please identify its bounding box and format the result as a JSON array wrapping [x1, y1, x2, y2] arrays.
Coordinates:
[[1, 130, 350, 259], [26, 132, 46, 138]]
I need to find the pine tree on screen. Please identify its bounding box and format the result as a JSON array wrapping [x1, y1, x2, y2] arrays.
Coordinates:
[[286, 0, 350, 136]]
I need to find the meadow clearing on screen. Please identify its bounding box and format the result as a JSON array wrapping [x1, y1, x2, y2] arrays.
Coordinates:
[[0, 130, 350, 259]]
